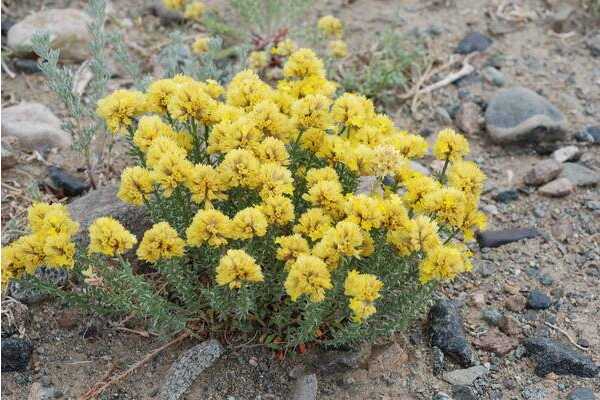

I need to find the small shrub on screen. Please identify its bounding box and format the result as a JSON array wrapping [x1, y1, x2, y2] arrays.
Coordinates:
[[2, 48, 486, 349]]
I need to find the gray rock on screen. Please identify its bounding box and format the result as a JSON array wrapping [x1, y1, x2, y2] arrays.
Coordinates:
[[1, 102, 71, 152], [522, 386, 549, 400], [1, 337, 33, 372], [523, 159, 563, 186], [454, 102, 482, 135], [523, 337, 599, 377], [482, 66, 505, 86], [476, 227, 539, 248], [481, 204, 498, 216], [8, 267, 68, 304], [481, 308, 503, 326], [575, 126, 600, 143], [551, 146, 581, 163], [432, 346, 445, 375], [485, 87, 567, 143], [428, 300, 476, 367], [158, 340, 224, 400], [527, 290, 552, 310], [291, 374, 317, 400], [67, 184, 152, 246], [452, 385, 477, 400], [568, 388, 597, 400], [13, 58, 41, 74], [7, 8, 93, 62], [1, 146, 17, 169], [433, 393, 452, 400], [493, 189, 519, 203], [585, 31, 600, 57], [356, 176, 378, 195], [559, 163, 600, 187], [538, 178, 574, 197], [442, 365, 488, 386], [455, 32, 492, 54]]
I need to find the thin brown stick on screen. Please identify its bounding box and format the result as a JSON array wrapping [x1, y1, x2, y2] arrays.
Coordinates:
[[79, 331, 189, 400], [544, 322, 588, 351]]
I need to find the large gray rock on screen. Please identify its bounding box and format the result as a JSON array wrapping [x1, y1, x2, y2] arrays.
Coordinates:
[[485, 87, 567, 143], [291, 374, 318, 400], [1, 102, 71, 152], [442, 365, 488, 386], [67, 184, 152, 245], [428, 300, 477, 367], [538, 178, 574, 197], [7, 8, 93, 62], [158, 340, 224, 400], [559, 163, 600, 187]]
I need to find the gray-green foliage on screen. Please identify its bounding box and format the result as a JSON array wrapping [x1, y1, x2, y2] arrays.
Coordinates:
[[229, 0, 313, 37]]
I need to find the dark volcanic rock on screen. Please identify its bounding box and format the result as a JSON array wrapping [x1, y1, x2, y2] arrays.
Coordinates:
[[13, 58, 41, 74], [48, 166, 90, 197], [455, 32, 492, 54], [493, 189, 519, 203], [1, 337, 33, 372], [523, 337, 599, 377], [428, 300, 476, 367], [527, 290, 552, 310], [476, 228, 540, 248]]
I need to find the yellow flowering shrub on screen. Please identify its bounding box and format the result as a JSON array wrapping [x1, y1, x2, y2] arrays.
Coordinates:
[[1, 49, 486, 348]]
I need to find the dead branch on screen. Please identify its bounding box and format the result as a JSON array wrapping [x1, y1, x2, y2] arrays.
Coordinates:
[[544, 322, 588, 351]]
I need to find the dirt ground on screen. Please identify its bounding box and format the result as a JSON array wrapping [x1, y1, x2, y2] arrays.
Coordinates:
[[2, 0, 599, 399]]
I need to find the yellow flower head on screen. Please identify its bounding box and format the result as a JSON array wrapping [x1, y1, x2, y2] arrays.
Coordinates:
[[284, 255, 332, 302], [88, 217, 137, 256], [259, 163, 294, 199], [184, 1, 205, 20], [311, 235, 340, 270], [352, 145, 375, 176], [459, 203, 487, 241], [272, 39, 297, 57], [328, 220, 363, 258], [283, 48, 326, 79], [419, 244, 466, 283], [38, 209, 79, 238], [209, 116, 263, 154], [332, 93, 372, 129], [28, 202, 68, 233], [43, 233, 76, 268], [344, 194, 385, 231], [300, 128, 326, 153], [275, 234, 310, 266], [146, 78, 178, 114], [256, 137, 290, 166], [226, 69, 273, 110], [133, 115, 176, 152], [402, 175, 442, 212], [186, 208, 231, 247], [305, 167, 339, 189], [118, 166, 154, 206], [248, 51, 269, 70], [192, 36, 210, 54], [317, 15, 343, 38], [382, 194, 410, 231], [350, 126, 382, 148], [387, 215, 441, 256], [447, 160, 486, 201], [185, 164, 228, 205], [250, 100, 296, 142], [302, 180, 345, 218], [294, 208, 332, 241], [231, 207, 268, 240], [1, 246, 22, 287], [260, 195, 295, 226], [387, 134, 428, 159], [291, 94, 331, 130], [217, 149, 261, 188], [344, 269, 383, 302], [11, 234, 46, 274], [216, 249, 264, 289], [168, 80, 219, 124], [146, 136, 187, 168], [137, 222, 185, 263], [433, 128, 470, 161], [97, 89, 146, 134], [278, 75, 337, 99], [163, 0, 184, 10], [152, 152, 194, 198], [422, 187, 467, 229], [205, 79, 224, 99], [328, 40, 348, 59], [348, 298, 377, 323]]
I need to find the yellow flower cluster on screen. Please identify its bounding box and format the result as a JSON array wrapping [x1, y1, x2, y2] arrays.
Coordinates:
[[317, 15, 348, 60], [88, 217, 137, 257], [344, 270, 383, 322], [192, 36, 210, 55], [137, 222, 185, 263], [184, 1, 204, 20], [2, 202, 78, 286]]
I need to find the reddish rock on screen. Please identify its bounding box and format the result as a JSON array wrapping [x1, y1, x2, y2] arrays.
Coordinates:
[[505, 295, 526, 312], [473, 328, 518, 356], [499, 315, 522, 337]]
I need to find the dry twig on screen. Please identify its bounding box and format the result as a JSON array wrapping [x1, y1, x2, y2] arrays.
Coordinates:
[[544, 321, 588, 351], [79, 331, 189, 400], [2, 58, 16, 78]]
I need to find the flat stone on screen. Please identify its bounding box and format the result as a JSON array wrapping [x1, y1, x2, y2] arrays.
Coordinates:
[[523, 159, 563, 186], [1, 337, 33, 372], [473, 328, 518, 356], [442, 365, 488, 386], [454, 102, 482, 135], [482, 66, 506, 86], [568, 388, 597, 400], [476, 227, 540, 248], [551, 146, 581, 163], [523, 337, 599, 377], [559, 163, 600, 187], [428, 300, 476, 367], [485, 87, 567, 143], [158, 340, 224, 400], [291, 374, 317, 400], [538, 178, 574, 197], [527, 290, 552, 310], [505, 295, 526, 312], [7, 8, 93, 62], [455, 31, 492, 54], [1, 102, 71, 152], [318, 344, 371, 374]]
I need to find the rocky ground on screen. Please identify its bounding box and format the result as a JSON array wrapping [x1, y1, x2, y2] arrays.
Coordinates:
[[2, 0, 600, 399]]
